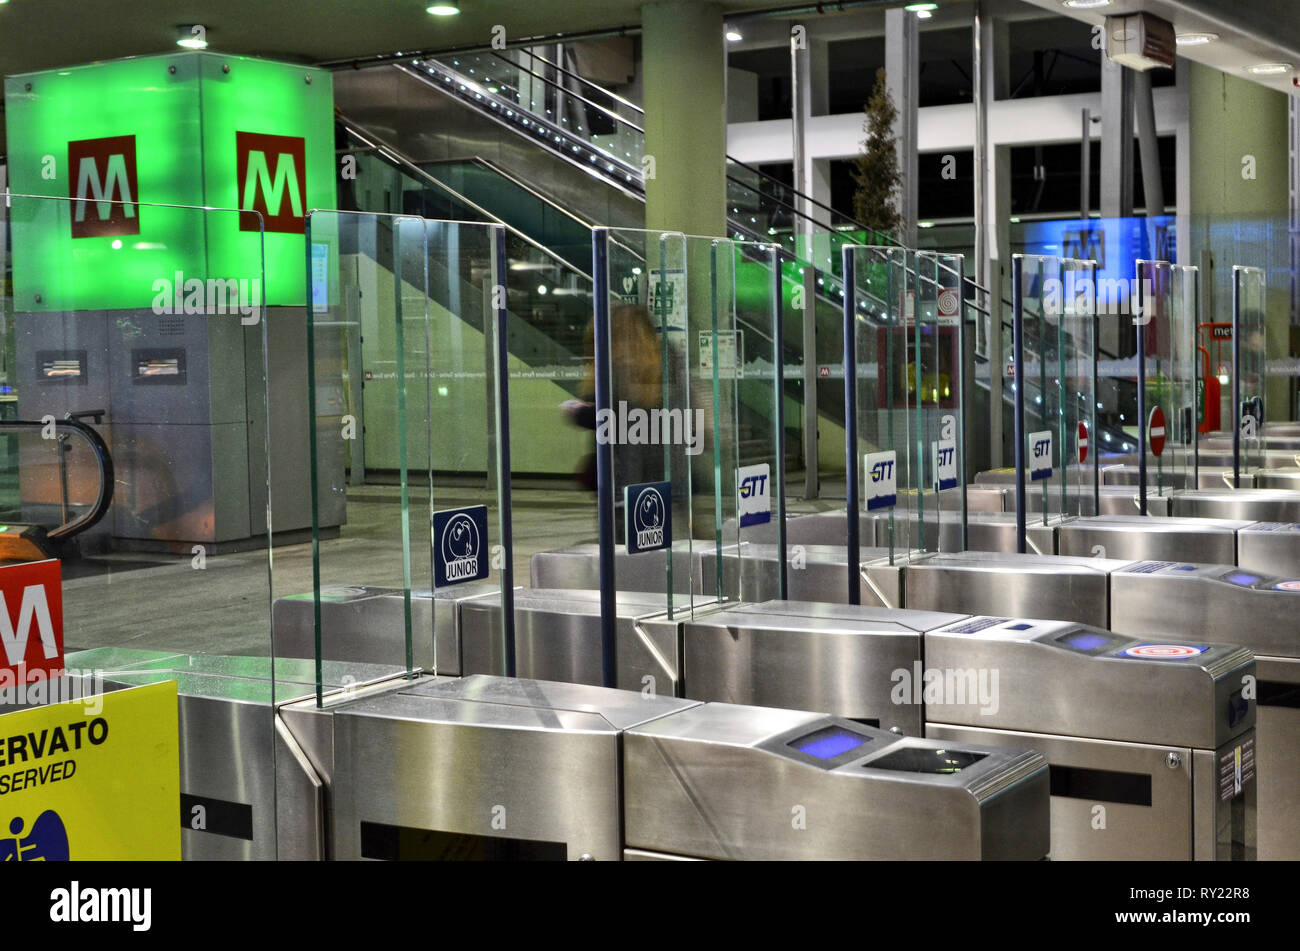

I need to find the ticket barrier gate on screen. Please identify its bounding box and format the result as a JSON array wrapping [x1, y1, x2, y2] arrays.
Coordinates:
[[1107, 561, 1300, 860], [1254, 469, 1300, 491], [679, 601, 965, 733], [272, 582, 502, 672], [1173, 489, 1300, 523], [624, 701, 1050, 860], [276, 674, 1051, 861], [65, 647, 407, 860], [528, 542, 702, 594], [1057, 514, 1300, 576], [457, 588, 690, 692], [902, 552, 1122, 627], [923, 616, 1256, 860]]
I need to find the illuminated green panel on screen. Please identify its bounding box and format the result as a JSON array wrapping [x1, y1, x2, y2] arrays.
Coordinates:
[[4, 51, 336, 311]]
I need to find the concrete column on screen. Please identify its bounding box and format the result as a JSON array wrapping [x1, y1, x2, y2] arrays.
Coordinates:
[[1100, 54, 1134, 220], [1186, 62, 1290, 417], [885, 7, 919, 248], [642, 0, 726, 237]]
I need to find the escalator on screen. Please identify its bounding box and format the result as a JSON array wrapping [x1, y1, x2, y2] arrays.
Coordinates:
[[0, 415, 114, 562], [332, 49, 1011, 477]]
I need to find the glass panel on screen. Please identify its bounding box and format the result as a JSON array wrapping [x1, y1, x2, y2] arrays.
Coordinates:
[[1060, 258, 1099, 515], [1012, 254, 1069, 528], [1234, 265, 1267, 477], [847, 245, 916, 565], [720, 239, 786, 601], [300, 211, 515, 695], [914, 251, 966, 550], [597, 229, 698, 612], [2, 193, 284, 854]]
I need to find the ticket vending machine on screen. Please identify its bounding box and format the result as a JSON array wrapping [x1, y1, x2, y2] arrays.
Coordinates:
[[922, 617, 1256, 860]]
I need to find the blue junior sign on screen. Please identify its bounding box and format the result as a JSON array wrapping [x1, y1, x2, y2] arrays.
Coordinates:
[[432, 504, 490, 587], [626, 481, 672, 554]]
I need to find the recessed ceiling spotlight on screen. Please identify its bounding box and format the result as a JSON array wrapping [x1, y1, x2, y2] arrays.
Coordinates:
[[725, 28, 743, 42], [1062, 0, 1111, 9], [427, 1, 460, 16], [177, 25, 208, 49], [1248, 62, 1292, 75], [1175, 32, 1219, 46]]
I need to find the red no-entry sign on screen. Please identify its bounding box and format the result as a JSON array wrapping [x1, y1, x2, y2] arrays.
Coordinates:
[[1148, 406, 1167, 457], [1078, 421, 1089, 463]]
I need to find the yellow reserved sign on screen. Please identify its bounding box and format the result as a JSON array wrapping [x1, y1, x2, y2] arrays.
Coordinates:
[[0, 681, 180, 860]]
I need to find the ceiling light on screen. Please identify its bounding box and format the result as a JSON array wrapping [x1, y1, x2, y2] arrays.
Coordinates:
[[905, 3, 939, 10], [427, 2, 460, 16], [176, 25, 208, 49], [1248, 62, 1292, 75], [1062, 0, 1111, 8], [725, 29, 743, 42], [1175, 32, 1218, 46]]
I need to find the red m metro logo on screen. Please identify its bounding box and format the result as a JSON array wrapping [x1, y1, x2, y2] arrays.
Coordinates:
[[236, 131, 307, 234], [0, 560, 63, 677], [67, 135, 140, 238]]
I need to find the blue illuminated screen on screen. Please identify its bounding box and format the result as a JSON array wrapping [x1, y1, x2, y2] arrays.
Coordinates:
[[1225, 572, 1261, 587], [1059, 631, 1111, 651], [791, 726, 870, 760]]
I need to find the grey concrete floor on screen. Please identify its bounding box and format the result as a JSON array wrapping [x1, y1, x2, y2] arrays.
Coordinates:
[[61, 475, 845, 658], [63, 484, 600, 656]]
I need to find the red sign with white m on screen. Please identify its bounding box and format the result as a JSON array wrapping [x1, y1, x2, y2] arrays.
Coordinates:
[[0, 559, 63, 678]]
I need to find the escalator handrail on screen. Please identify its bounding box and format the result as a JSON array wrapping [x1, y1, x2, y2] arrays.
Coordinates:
[[494, 47, 897, 244], [338, 116, 595, 282], [0, 417, 114, 542]]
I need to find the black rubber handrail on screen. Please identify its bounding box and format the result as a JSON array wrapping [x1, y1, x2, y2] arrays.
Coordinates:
[[0, 417, 114, 541]]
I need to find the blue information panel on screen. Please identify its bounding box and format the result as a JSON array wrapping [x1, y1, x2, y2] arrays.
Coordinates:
[[625, 481, 672, 554], [432, 504, 491, 587]]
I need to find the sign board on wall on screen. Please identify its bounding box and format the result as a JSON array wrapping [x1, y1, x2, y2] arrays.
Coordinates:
[[4, 51, 337, 311]]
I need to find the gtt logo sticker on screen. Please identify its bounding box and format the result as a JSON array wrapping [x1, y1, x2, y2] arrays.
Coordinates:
[[863, 450, 897, 511], [67, 135, 139, 238], [1029, 430, 1053, 481], [236, 131, 306, 234], [737, 463, 771, 528]]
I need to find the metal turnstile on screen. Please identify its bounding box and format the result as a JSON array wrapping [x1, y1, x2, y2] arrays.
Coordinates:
[[66, 648, 407, 860], [699, 542, 903, 607], [1172, 489, 1300, 522], [271, 582, 502, 672], [902, 551, 1128, 627], [317, 675, 701, 860], [1253, 468, 1300, 491], [528, 541, 702, 594], [624, 702, 1049, 860], [922, 616, 1256, 860], [1056, 515, 1250, 565], [680, 601, 965, 733], [458, 587, 688, 692], [1108, 560, 1300, 859]]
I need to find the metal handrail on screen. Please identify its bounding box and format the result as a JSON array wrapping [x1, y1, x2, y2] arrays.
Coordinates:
[[338, 115, 594, 282], [0, 417, 114, 541]]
